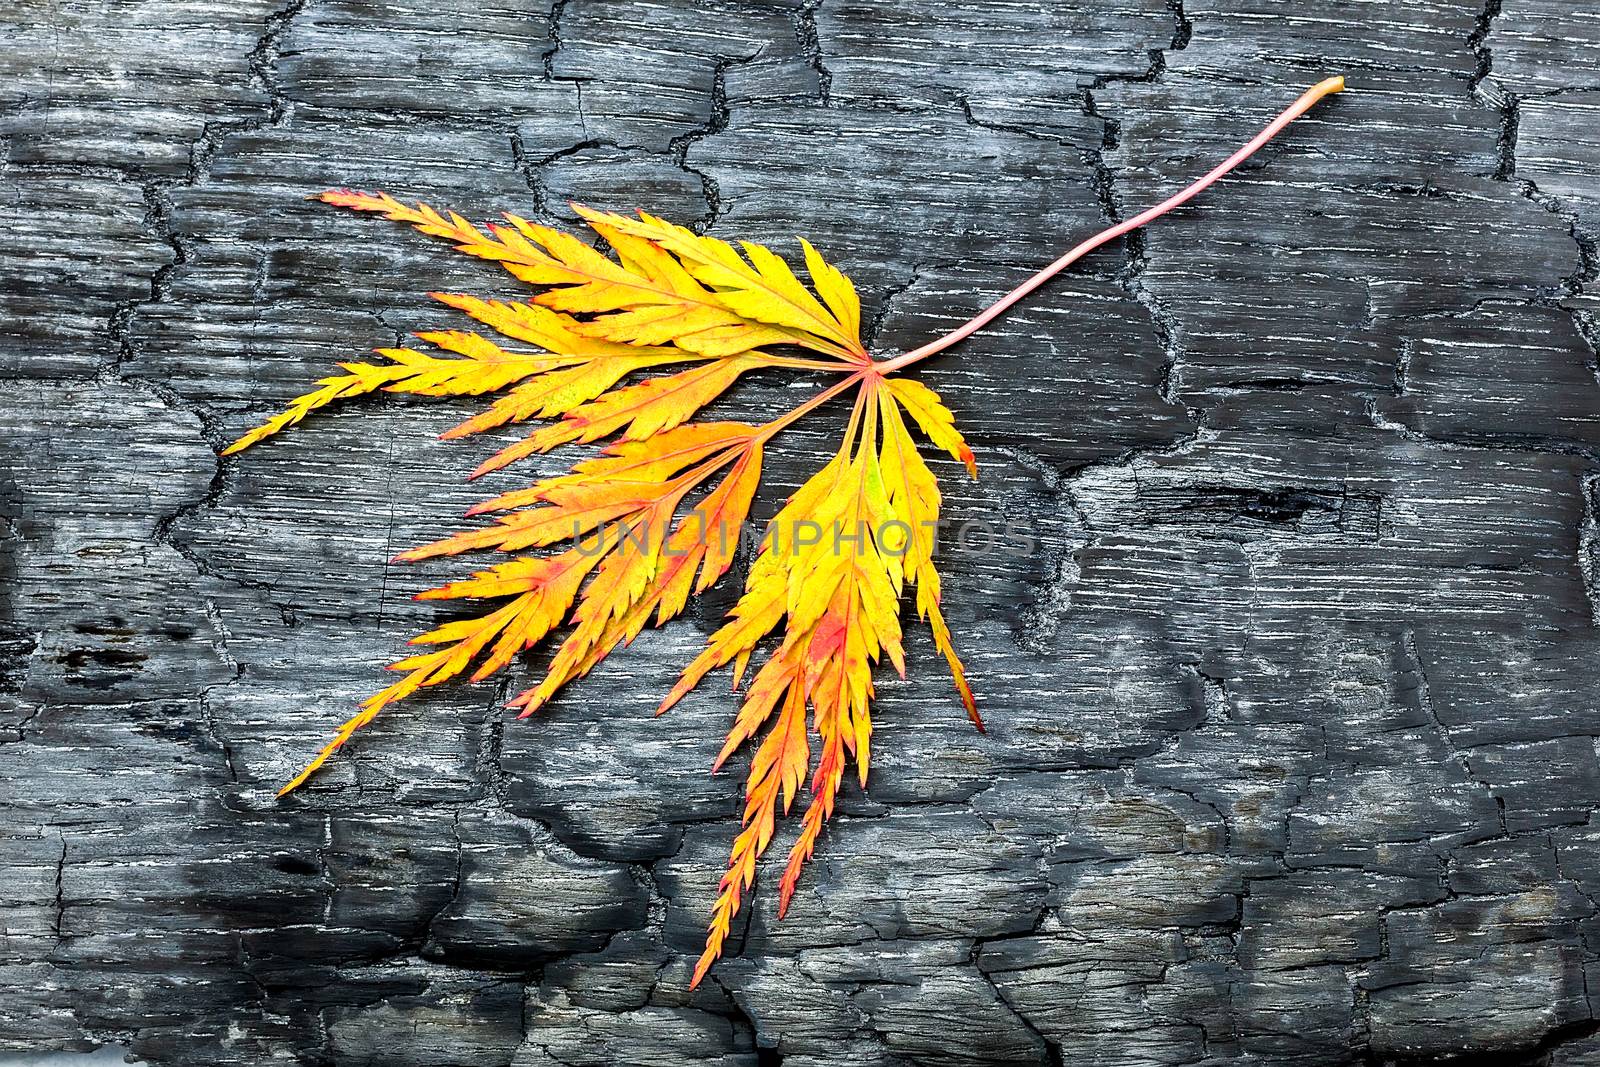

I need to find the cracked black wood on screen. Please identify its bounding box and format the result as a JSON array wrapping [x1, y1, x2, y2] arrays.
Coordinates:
[[4, 0, 1600, 1064]]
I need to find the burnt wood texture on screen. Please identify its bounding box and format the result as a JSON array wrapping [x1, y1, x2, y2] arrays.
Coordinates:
[[5, 1, 1600, 1065]]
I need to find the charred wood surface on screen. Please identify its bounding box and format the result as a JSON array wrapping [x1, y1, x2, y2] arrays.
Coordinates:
[[5, 1, 1600, 1064]]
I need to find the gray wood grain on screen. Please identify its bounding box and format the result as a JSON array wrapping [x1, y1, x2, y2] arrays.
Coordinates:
[[5, 0, 1600, 1064]]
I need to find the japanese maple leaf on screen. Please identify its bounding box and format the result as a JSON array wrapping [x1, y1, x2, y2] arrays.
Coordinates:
[[224, 78, 1344, 984]]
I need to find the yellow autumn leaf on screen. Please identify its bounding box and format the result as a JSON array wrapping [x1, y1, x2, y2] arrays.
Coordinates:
[[223, 75, 1345, 989]]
